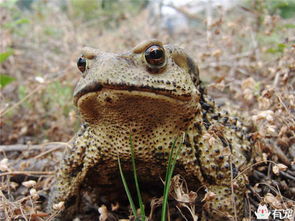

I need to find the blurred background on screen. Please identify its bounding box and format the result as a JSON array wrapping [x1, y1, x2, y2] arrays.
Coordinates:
[[1, 1, 295, 220], [1, 0, 294, 146]]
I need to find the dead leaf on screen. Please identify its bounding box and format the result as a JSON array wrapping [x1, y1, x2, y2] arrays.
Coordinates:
[[202, 191, 216, 202], [272, 163, 288, 175]]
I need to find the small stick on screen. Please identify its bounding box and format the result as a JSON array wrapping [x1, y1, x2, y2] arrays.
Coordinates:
[[280, 171, 295, 182], [0, 171, 54, 177], [0, 142, 69, 153]]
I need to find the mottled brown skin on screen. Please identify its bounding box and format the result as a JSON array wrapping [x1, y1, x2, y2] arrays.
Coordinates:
[[48, 40, 252, 220]]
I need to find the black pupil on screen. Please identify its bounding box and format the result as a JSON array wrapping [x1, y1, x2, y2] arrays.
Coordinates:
[[149, 47, 163, 59], [77, 57, 86, 72], [145, 45, 165, 66], [77, 57, 86, 66]]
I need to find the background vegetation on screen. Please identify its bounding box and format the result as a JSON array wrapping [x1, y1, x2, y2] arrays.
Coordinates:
[[0, 0, 294, 220]]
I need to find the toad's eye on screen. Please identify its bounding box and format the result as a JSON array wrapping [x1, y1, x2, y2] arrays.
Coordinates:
[[77, 57, 86, 73], [145, 45, 165, 66]]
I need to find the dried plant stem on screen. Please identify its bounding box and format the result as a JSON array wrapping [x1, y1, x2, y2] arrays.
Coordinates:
[[0, 171, 54, 177]]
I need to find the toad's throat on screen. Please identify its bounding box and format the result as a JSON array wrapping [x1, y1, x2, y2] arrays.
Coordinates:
[[75, 87, 199, 127], [73, 81, 192, 105]]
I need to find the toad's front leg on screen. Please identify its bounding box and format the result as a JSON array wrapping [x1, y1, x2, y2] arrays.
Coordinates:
[[47, 127, 101, 220], [190, 126, 250, 220], [199, 146, 249, 220], [202, 182, 247, 221]]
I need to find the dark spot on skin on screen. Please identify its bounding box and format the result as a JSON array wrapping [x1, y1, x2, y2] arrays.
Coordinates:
[[202, 172, 216, 185], [187, 148, 193, 155], [231, 163, 238, 178], [214, 149, 220, 154], [219, 136, 228, 147], [229, 143, 233, 151], [211, 113, 220, 120], [193, 136, 199, 144], [105, 97, 112, 103], [155, 152, 164, 160], [200, 100, 212, 112], [211, 165, 217, 170], [132, 128, 137, 133], [217, 173, 224, 179], [220, 116, 228, 125], [231, 125, 238, 130], [224, 163, 230, 170], [246, 134, 252, 141], [218, 156, 224, 161], [157, 146, 163, 150], [69, 164, 83, 177], [203, 119, 211, 130], [183, 118, 189, 122], [194, 123, 202, 132], [242, 148, 252, 162], [194, 147, 201, 159], [183, 133, 191, 147]]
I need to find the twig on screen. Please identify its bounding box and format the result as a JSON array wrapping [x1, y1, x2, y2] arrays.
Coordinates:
[[0, 142, 68, 153], [280, 171, 295, 182], [0, 84, 45, 116], [176, 206, 189, 221], [269, 144, 291, 166], [34, 143, 71, 159], [0, 171, 54, 177], [276, 94, 291, 115], [233, 160, 279, 182]]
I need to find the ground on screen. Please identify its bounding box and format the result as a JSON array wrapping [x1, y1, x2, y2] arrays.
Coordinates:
[[0, 0, 294, 220]]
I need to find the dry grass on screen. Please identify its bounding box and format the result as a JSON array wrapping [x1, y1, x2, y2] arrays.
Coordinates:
[[0, 1, 294, 220]]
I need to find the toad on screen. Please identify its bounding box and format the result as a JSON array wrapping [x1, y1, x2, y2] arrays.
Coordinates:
[[48, 40, 253, 220]]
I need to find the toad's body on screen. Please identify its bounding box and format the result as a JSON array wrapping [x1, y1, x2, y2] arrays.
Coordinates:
[[49, 40, 253, 220]]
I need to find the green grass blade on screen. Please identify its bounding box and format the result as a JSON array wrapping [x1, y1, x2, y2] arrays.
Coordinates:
[[117, 156, 137, 216], [130, 135, 145, 220], [170, 138, 183, 177], [161, 137, 179, 221]]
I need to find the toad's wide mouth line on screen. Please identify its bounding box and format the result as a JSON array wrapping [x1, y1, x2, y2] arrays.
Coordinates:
[[73, 82, 192, 105]]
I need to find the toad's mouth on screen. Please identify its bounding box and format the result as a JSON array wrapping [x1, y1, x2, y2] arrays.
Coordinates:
[[73, 81, 192, 105]]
